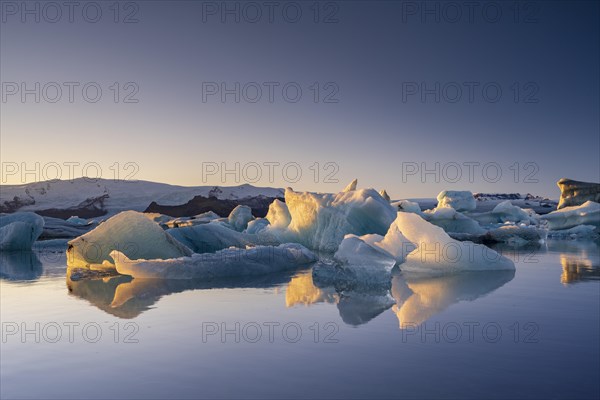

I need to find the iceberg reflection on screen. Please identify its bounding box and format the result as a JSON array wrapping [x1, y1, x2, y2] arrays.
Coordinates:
[[549, 240, 600, 284], [0, 251, 43, 281], [66, 267, 303, 319], [391, 270, 515, 329]]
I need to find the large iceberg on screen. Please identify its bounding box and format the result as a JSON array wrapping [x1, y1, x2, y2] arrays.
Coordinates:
[[394, 213, 515, 274], [541, 201, 600, 230], [267, 182, 396, 252], [110, 243, 317, 279], [0, 212, 45, 251], [436, 190, 476, 212], [67, 211, 192, 269]]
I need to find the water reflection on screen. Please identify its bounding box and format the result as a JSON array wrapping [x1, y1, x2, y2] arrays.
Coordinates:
[[66, 267, 305, 319], [0, 251, 43, 281], [391, 270, 515, 329], [548, 240, 600, 284], [289, 271, 395, 326]]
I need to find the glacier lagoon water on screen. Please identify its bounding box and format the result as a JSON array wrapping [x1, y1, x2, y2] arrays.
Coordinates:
[[1, 240, 599, 399]]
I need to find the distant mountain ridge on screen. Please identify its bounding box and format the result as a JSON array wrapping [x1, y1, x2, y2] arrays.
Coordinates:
[[0, 178, 284, 218]]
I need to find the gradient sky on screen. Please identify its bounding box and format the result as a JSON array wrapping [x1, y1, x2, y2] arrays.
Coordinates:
[[1, 0, 598, 199]]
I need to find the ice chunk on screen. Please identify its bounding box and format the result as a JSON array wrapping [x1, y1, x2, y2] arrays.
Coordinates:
[[0, 212, 45, 251], [66, 216, 87, 225], [392, 200, 423, 215], [374, 220, 414, 264], [541, 201, 600, 230], [343, 179, 358, 192], [557, 178, 600, 209], [485, 225, 547, 246], [422, 207, 486, 236], [436, 190, 476, 212], [167, 222, 277, 253], [67, 211, 192, 269], [265, 199, 291, 229], [548, 225, 598, 240], [469, 200, 538, 225], [379, 190, 391, 202], [111, 243, 317, 279], [245, 218, 270, 234], [394, 213, 515, 273], [228, 205, 254, 231], [334, 234, 397, 272], [272, 187, 396, 252]]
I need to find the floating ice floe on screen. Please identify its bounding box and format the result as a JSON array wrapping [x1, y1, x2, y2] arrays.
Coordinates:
[[394, 213, 515, 274], [265, 181, 396, 252], [541, 201, 600, 230], [110, 243, 317, 279], [67, 211, 192, 269], [436, 190, 476, 212], [0, 212, 45, 251]]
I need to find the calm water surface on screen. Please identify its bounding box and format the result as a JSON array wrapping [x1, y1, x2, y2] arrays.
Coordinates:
[[1, 240, 599, 399]]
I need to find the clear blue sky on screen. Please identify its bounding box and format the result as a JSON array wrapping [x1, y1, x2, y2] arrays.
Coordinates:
[[1, 1, 598, 199]]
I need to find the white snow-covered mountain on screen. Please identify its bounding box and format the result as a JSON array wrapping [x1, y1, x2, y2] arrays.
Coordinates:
[[0, 178, 284, 216]]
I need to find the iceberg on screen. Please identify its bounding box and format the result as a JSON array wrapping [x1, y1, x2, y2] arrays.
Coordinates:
[[547, 225, 598, 240], [167, 221, 277, 253], [245, 218, 270, 234], [469, 200, 537, 225], [0, 212, 45, 251], [110, 243, 317, 279], [541, 201, 600, 230], [268, 183, 396, 252], [227, 205, 254, 232], [393, 213, 515, 274], [334, 234, 397, 272], [436, 190, 476, 212], [392, 200, 423, 215], [265, 199, 291, 229], [422, 207, 486, 236], [379, 190, 391, 202], [67, 211, 192, 269], [66, 216, 87, 225], [557, 178, 600, 209], [485, 225, 547, 246]]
